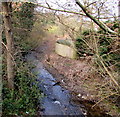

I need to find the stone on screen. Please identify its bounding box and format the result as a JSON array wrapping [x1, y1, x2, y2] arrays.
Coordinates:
[[55, 39, 77, 59]]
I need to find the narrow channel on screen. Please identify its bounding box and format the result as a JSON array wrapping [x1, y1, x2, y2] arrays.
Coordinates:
[[26, 52, 85, 116]]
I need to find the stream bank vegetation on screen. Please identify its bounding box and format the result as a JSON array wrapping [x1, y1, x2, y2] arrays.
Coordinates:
[[75, 20, 120, 116], [2, 2, 42, 116]]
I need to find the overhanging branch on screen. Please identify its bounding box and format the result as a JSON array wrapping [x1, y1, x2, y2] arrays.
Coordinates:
[[75, 0, 118, 35], [34, 2, 86, 16]]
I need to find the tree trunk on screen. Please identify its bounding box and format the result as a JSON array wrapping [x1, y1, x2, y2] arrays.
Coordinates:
[[0, 2, 2, 117], [118, 0, 120, 35], [75, 0, 118, 35], [2, 2, 14, 89]]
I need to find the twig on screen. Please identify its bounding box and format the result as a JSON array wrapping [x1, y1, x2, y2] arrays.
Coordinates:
[[96, 54, 120, 89], [29, 2, 86, 16], [1, 41, 16, 67], [75, 0, 118, 35], [92, 92, 119, 108]]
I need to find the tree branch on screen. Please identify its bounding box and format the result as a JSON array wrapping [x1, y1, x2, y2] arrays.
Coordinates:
[[35, 3, 85, 16], [75, 0, 118, 35]]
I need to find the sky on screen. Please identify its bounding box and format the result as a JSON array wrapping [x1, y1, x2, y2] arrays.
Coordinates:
[[37, 0, 119, 18]]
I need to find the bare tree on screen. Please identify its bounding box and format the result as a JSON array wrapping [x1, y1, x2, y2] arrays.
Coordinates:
[[75, 0, 118, 35], [2, 2, 14, 89], [36, 0, 118, 35]]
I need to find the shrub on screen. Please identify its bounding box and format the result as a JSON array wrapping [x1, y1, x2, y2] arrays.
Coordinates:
[[2, 61, 42, 116]]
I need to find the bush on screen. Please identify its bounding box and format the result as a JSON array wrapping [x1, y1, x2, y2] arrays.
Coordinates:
[[2, 61, 42, 116], [75, 31, 94, 56], [75, 37, 86, 56]]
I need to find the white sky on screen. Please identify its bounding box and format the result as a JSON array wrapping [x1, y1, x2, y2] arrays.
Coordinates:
[[37, 0, 119, 18]]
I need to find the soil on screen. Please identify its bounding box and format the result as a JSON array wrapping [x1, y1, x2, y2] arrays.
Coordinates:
[[34, 34, 119, 117]]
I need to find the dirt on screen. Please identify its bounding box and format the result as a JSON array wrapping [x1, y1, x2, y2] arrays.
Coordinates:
[[34, 34, 119, 117]]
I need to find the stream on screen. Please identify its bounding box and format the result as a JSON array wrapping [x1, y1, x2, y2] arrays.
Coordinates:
[[26, 52, 85, 116], [26, 52, 112, 117]]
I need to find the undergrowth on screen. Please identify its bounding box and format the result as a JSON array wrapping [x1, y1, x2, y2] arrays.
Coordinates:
[[2, 3, 42, 115], [2, 53, 42, 116], [75, 21, 120, 116]]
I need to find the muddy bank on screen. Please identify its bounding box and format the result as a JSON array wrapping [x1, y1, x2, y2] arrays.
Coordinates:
[[41, 53, 119, 116], [42, 58, 112, 117]]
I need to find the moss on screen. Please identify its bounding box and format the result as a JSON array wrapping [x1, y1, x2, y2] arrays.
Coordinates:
[[56, 40, 73, 47]]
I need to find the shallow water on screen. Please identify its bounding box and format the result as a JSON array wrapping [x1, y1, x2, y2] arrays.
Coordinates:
[[26, 52, 84, 116]]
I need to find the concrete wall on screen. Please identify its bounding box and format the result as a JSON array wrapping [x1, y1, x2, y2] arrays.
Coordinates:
[[55, 40, 77, 59]]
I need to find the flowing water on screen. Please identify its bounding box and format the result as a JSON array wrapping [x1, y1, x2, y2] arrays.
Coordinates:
[[26, 52, 112, 117], [26, 52, 84, 116]]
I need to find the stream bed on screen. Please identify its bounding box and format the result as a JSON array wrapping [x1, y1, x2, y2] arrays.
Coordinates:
[[26, 52, 112, 117], [26, 52, 85, 116]]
